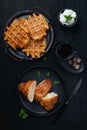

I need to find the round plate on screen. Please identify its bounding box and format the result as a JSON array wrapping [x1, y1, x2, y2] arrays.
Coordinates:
[[4, 10, 54, 60], [17, 66, 66, 116]]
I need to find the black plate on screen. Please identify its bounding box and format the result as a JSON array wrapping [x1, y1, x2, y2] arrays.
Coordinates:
[[17, 66, 66, 116], [4, 9, 54, 61], [55, 42, 85, 74]]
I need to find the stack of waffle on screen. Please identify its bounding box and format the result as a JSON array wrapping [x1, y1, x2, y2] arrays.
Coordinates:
[[4, 13, 49, 58]]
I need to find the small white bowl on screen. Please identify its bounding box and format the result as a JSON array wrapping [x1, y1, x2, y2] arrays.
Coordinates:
[[58, 9, 78, 27]]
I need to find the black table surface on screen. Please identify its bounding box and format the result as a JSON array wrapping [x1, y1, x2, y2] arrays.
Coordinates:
[[0, 0, 87, 130]]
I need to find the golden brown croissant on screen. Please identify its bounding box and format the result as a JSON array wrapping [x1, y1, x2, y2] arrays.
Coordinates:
[[40, 92, 58, 111], [35, 79, 52, 102], [18, 80, 37, 102]]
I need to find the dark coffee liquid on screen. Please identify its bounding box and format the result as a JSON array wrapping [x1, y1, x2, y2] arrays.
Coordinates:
[[58, 44, 73, 59]]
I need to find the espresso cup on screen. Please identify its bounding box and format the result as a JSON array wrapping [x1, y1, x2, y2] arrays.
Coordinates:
[[55, 43, 74, 61]]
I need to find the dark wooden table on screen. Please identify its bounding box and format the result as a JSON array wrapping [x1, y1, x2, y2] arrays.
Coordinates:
[[0, 0, 87, 130]]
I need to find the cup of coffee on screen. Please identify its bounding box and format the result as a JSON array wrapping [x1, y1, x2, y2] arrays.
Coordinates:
[[55, 43, 74, 61]]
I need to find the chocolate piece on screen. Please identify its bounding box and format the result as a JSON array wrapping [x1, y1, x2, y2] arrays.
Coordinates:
[[73, 62, 80, 70], [76, 57, 81, 64], [68, 60, 73, 65]]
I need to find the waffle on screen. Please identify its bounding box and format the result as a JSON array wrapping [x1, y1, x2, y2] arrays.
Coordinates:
[[4, 18, 30, 49], [22, 37, 47, 58], [27, 13, 49, 40], [4, 13, 49, 58]]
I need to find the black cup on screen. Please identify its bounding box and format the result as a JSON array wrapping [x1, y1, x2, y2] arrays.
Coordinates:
[[55, 43, 74, 61]]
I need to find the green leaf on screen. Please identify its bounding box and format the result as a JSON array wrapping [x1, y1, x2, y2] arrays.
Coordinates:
[[22, 113, 29, 120], [18, 109, 29, 120], [37, 71, 41, 77], [18, 109, 25, 117], [43, 57, 47, 61], [54, 81, 59, 84], [64, 15, 72, 22], [46, 72, 50, 76]]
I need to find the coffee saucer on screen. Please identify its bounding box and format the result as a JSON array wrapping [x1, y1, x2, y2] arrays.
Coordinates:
[[54, 42, 85, 74]]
